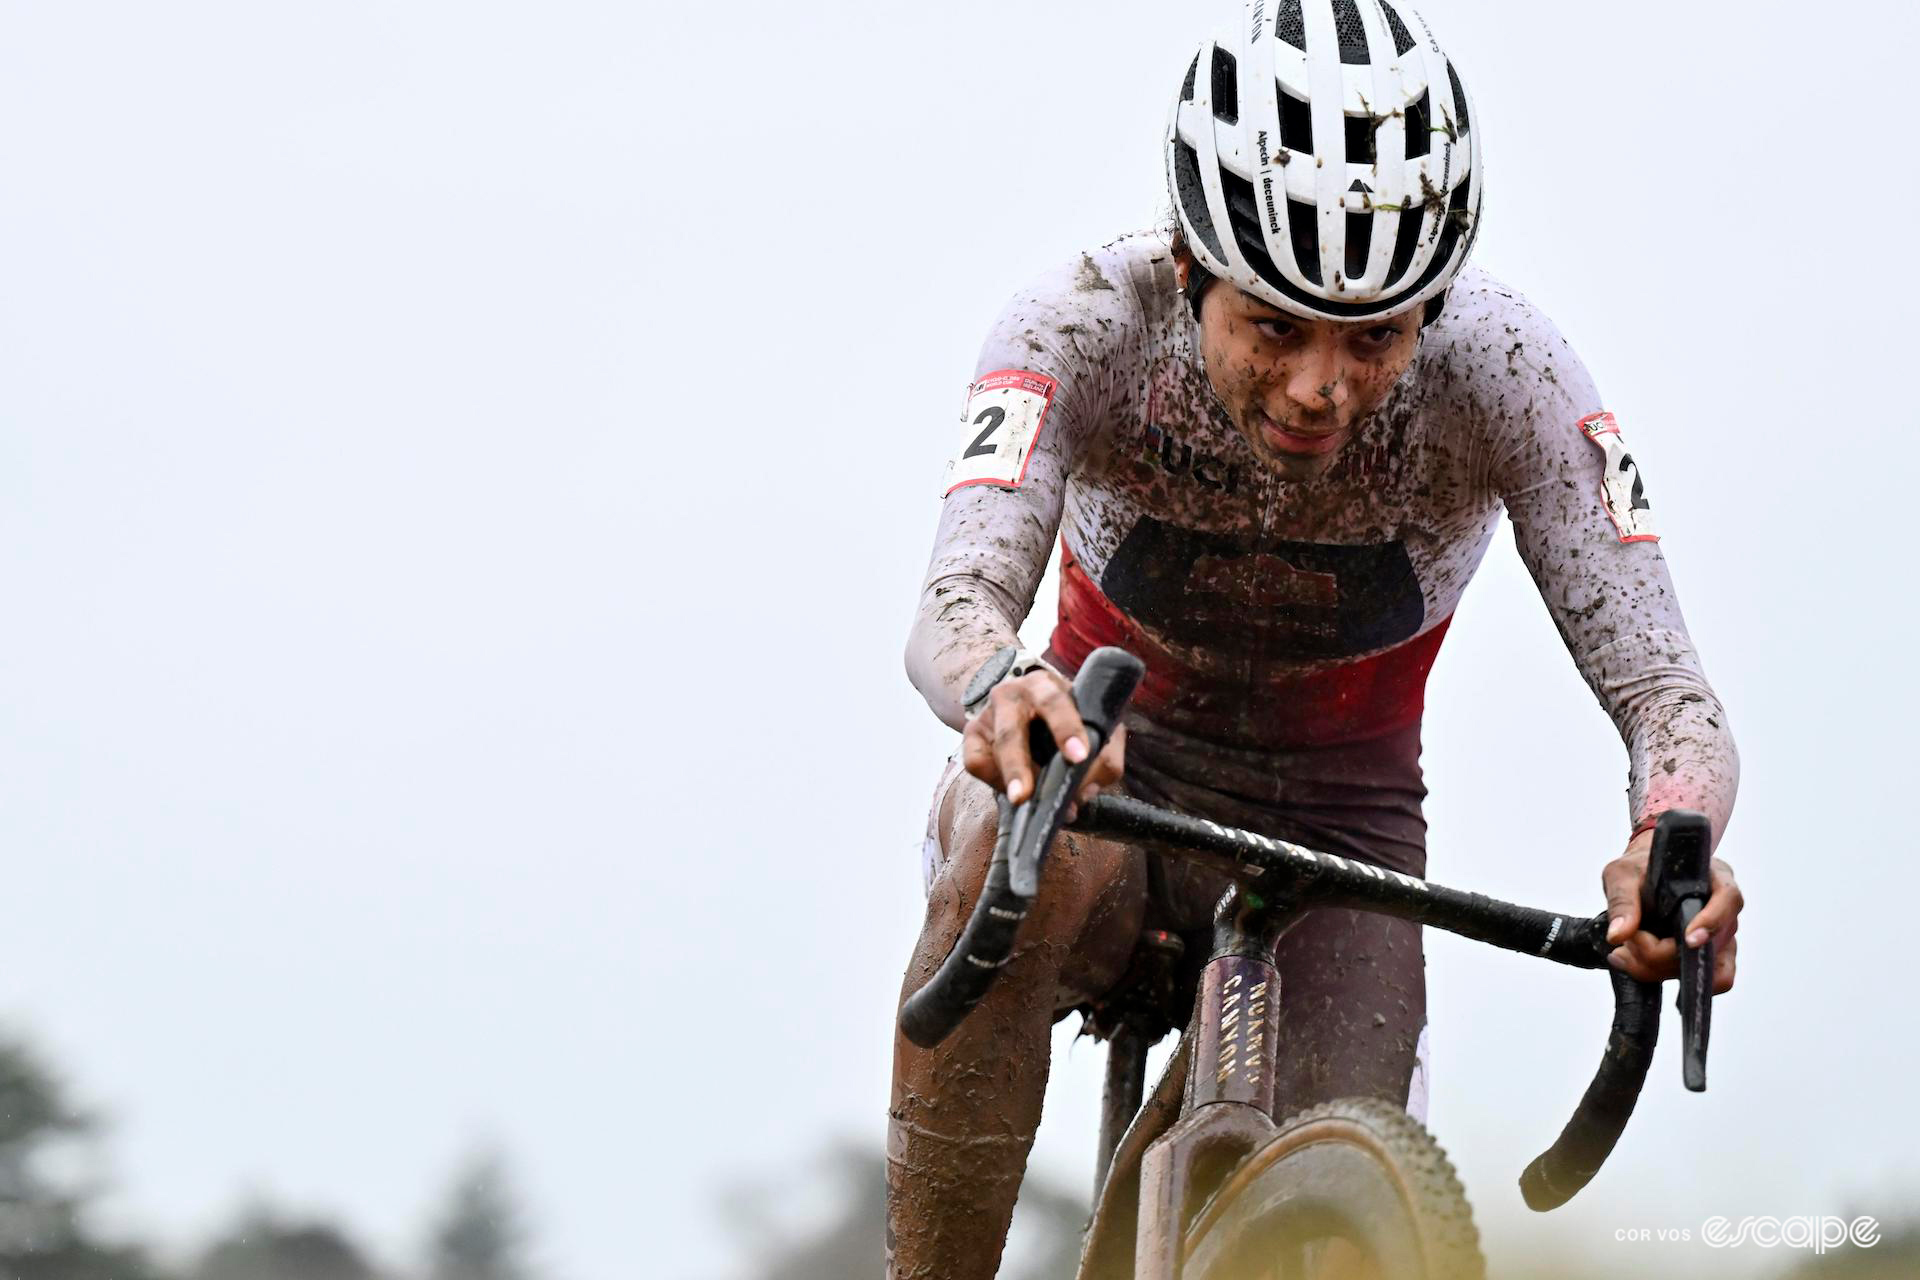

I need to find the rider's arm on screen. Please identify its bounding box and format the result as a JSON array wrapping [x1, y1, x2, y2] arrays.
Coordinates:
[[905, 247, 1142, 730], [1459, 283, 1740, 849]]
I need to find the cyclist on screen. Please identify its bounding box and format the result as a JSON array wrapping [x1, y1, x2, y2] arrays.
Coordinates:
[[891, 2, 1744, 1276]]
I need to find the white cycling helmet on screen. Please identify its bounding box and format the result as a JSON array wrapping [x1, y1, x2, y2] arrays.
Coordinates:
[[1168, 0, 1483, 323]]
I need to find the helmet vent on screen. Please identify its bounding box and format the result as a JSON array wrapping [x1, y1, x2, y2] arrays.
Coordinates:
[[1404, 89, 1431, 159], [1279, 85, 1313, 153], [1173, 140, 1228, 262], [1180, 52, 1198, 102], [1219, 171, 1286, 283], [1344, 113, 1376, 165], [1345, 210, 1373, 281], [1275, 0, 1306, 50], [1447, 61, 1471, 135], [1382, 3, 1418, 56], [1332, 0, 1371, 65], [1288, 198, 1323, 285], [1211, 46, 1239, 124]]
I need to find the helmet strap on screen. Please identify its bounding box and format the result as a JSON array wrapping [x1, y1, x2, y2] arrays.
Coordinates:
[[1183, 262, 1218, 323]]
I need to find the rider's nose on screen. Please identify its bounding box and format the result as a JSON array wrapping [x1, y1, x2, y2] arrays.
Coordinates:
[[1283, 344, 1347, 415], [1284, 369, 1345, 415]]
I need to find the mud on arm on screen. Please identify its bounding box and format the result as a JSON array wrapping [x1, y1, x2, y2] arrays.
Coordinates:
[[1488, 314, 1739, 847], [904, 251, 1140, 730]]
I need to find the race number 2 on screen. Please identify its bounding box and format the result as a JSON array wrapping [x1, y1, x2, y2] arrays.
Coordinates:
[[1578, 412, 1658, 543], [944, 370, 1059, 495]]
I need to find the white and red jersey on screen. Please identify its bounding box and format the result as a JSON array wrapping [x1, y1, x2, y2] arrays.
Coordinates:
[[907, 233, 1737, 843]]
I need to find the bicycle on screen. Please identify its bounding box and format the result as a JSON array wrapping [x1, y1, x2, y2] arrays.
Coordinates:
[[900, 647, 1717, 1279]]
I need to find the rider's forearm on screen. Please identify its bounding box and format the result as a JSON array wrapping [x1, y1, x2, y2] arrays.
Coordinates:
[[907, 452, 1064, 731], [1476, 299, 1740, 848], [905, 570, 1030, 731], [1585, 627, 1740, 847]]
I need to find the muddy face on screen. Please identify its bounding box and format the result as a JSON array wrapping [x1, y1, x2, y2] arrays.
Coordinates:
[[1184, 263, 1422, 481]]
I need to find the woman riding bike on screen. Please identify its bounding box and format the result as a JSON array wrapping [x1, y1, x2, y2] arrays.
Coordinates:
[[891, 3, 1745, 1276]]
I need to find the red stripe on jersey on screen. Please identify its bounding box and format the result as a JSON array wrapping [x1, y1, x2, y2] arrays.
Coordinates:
[[1049, 541, 1453, 750]]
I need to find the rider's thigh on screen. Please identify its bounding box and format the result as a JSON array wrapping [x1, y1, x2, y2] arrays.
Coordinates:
[[911, 770, 1148, 1011]]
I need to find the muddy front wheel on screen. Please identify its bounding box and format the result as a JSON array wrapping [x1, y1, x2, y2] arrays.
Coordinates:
[[1180, 1098, 1484, 1280]]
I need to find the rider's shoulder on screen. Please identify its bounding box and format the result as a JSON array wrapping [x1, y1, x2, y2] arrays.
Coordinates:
[[978, 231, 1171, 378], [1419, 268, 1595, 406], [1081, 230, 1181, 301], [994, 230, 1173, 327], [1424, 268, 1575, 352]]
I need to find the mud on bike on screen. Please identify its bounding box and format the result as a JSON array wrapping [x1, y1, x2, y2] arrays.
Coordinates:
[[900, 647, 1718, 1280]]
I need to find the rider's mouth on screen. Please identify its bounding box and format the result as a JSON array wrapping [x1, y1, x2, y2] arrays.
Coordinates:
[[1254, 412, 1347, 457]]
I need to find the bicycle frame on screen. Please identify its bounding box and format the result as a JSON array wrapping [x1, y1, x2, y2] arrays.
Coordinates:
[[1115, 883, 1303, 1278], [898, 648, 1716, 1278]]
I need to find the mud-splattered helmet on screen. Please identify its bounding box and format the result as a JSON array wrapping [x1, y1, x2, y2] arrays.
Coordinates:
[[1168, 0, 1483, 323]]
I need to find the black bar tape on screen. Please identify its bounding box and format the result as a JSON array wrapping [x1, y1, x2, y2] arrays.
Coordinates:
[[1519, 970, 1661, 1211], [899, 795, 1027, 1048]]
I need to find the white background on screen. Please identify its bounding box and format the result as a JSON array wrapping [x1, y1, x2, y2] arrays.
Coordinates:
[[2, 1, 1915, 1277]]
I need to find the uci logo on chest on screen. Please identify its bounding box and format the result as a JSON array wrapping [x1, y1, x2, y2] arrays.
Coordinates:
[[1137, 425, 1243, 495]]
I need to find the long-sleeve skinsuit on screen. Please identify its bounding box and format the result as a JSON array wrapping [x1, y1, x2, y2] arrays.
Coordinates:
[[905, 230, 1737, 1124]]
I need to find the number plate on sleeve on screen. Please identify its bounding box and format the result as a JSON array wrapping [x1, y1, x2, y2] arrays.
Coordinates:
[[1579, 411, 1659, 543], [943, 370, 1058, 495]]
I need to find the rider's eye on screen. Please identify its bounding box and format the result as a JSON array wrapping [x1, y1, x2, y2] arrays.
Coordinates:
[[1253, 318, 1296, 340]]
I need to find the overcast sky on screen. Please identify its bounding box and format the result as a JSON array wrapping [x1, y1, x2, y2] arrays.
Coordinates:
[[3, 1, 1916, 1277]]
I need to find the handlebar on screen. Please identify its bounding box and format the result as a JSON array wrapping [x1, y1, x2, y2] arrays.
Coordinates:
[[897, 647, 1144, 1048], [1069, 796, 1715, 1209], [896, 647, 1716, 1210], [1519, 808, 1714, 1209]]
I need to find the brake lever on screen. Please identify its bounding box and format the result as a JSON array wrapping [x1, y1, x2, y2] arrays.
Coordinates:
[[1004, 648, 1144, 897], [1006, 752, 1079, 896], [1640, 809, 1714, 1091]]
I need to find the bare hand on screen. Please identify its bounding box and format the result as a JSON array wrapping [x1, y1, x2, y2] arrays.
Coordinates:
[[1601, 828, 1742, 992], [961, 668, 1127, 816]]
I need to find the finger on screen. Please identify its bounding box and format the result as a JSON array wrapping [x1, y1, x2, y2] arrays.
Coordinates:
[[1605, 945, 1667, 984], [1086, 724, 1127, 790], [961, 712, 1003, 790], [1684, 862, 1744, 948], [1029, 680, 1091, 766], [1632, 931, 1678, 966], [990, 688, 1037, 803], [1713, 935, 1737, 994], [1072, 780, 1102, 807], [1620, 930, 1678, 980], [1601, 857, 1646, 944]]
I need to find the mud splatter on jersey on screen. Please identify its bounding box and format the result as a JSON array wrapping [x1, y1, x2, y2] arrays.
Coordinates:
[[906, 234, 1737, 844]]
